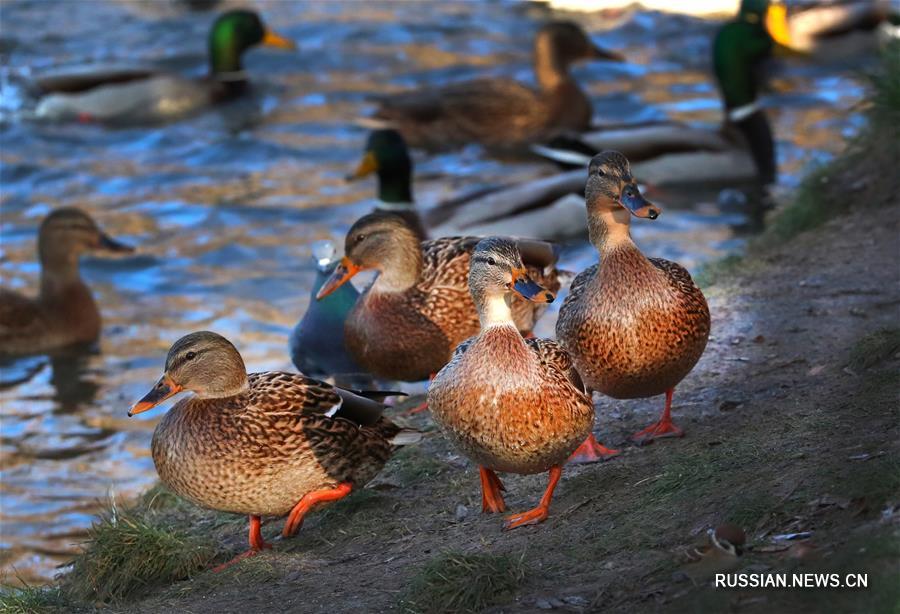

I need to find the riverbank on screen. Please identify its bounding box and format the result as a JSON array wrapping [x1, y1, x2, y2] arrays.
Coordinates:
[[3, 45, 898, 614]]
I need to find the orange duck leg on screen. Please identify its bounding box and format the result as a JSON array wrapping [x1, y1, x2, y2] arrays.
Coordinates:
[[503, 465, 562, 531], [212, 515, 271, 572], [479, 466, 506, 513], [282, 482, 353, 537], [631, 388, 684, 445]]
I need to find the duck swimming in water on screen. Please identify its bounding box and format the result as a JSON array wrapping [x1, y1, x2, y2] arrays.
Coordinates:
[[428, 238, 594, 530], [34, 9, 295, 124], [556, 152, 710, 462], [0, 208, 133, 357], [129, 331, 416, 567], [363, 21, 623, 151]]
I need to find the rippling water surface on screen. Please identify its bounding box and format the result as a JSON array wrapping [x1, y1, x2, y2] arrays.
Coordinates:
[[0, 0, 873, 583]]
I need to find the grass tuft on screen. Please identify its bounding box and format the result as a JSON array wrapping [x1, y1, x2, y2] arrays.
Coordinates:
[[63, 501, 216, 603], [847, 328, 900, 372], [0, 585, 70, 614], [403, 551, 527, 613]]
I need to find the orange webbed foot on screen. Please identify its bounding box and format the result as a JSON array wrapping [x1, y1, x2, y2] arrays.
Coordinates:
[[501, 465, 562, 531], [282, 483, 353, 538], [212, 515, 270, 572], [479, 466, 506, 513], [567, 434, 620, 464], [631, 419, 684, 445]]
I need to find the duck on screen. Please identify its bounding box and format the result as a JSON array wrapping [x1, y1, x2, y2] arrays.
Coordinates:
[[362, 21, 624, 151], [128, 331, 417, 567], [556, 151, 710, 463], [33, 9, 295, 124], [288, 240, 370, 387], [348, 128, 590, 241], [315, 212, 561, 383], [428, 237, 594, 530], [532, 0, 790, 187], [0, 207, 133, 357]]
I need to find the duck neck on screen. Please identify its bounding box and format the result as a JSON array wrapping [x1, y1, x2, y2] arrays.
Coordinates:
[[39, 252, 84, 300], [587, 205, 635, 257], [534, 38, 571, 92], [473, 289, 518, 330], [377, 168, 414, 205], [196, 375, 250, 400], [370, 237, 423, 294], [209, 32, 245, 78]]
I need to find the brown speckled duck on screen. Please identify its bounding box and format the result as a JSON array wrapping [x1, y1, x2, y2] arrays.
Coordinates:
[[556, 151, 710, 463], [364, 21, 623, 150], [428, 238, 594, 530], [0, 207, 133, 357], [315, 212, 561, 383], [128, 331, 416, 566]]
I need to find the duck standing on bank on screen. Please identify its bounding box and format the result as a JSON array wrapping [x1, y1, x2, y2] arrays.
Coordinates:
[[364, 21, 624, 151], [429, 238, 594, 530], [128, 331, 416, 568], [0, 208, 133, 357], [556, 152, 710, 463], [315, 212, 561, 385], [34, 10, 295, 124]]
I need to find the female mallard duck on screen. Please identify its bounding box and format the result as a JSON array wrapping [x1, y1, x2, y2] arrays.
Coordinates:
[[556, 152, 710, 463], [128, 331, 416, 565], [315, 212, 561, 383], [363, 21, 623, 150], [0, 208, 133, 357], [533, 0, 790, 187], [348, 128, 590, 241], [34, 10, 295, 124], [428, 238, 594, 530], [289, 240, 370, 386]]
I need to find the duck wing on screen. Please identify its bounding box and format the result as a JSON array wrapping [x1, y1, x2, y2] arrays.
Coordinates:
[[35, 66, 160, 95], [525, 337, 590, 397], [0, 290, 43, 350]]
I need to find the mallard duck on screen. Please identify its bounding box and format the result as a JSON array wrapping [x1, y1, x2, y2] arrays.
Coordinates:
[[289, 240, 368, 386], [428, 238, 594, 530], [315, 212, 561, 383], [33, 10, 295, 124], [362, 21, 624, 151], [556, 152, 710, 463], [128, 331, 416, 566], [348, 128, 589, 241], [533, 0, 789, 187], [0, 208, 133, 357]]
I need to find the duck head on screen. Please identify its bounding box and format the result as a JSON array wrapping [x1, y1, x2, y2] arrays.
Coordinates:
[[584, 151, 660, 249], [209, 10, 295, 75], [38, 207, 133, 275], [128, 331, 250, 416], [347, 129, 414, 204], [469, 237, 554, 328], [316, 212, 422, 299]]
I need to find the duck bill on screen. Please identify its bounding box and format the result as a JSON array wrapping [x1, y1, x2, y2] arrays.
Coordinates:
[[621, 184, 661, 220], [511, 269, 555, 304], [592, 44, 625, 62], [316, 257, 361, 300], [97, 232, 135, 254], [262, 29, 296, 50], [765, 2, 793, 49], [128, 375, 183, 416], [346, 151, 378, 182]]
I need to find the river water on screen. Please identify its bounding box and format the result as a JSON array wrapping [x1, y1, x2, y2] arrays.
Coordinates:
[[0, 0, 871, 584]]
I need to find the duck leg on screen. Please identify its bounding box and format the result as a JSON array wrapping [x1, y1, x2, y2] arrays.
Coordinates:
[[282, 482, 353, 538], [567, 434, 620, 464], [479, 466, 507, 513], [403, 373, 436, 415], [211, 515, 270, 572], [503, 465, 562, 531], [631, 388, 684, 445]]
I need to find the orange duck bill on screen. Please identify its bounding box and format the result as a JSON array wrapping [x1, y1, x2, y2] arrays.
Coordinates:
[[128, 375, 183, 416], [510, 268, 555, 303], [316, 257, 362, 299]]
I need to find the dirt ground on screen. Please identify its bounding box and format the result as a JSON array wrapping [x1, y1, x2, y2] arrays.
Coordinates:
[[75, 154, 899, 614]]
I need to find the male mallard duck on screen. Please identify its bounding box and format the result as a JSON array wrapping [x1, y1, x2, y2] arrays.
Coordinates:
[[556, 152, 710, 463], [34, 10, 295, 124], [428, 238, 594, 530], [348, 128, 590, 241], [533, 0, 789, 187], [128, 331, 416, 566], [363, 21, 623, 150], [315, 212, 561, 383], [0, 208, 133, 357]]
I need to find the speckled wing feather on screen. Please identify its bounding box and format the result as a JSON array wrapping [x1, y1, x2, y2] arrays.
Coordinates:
[[525, 337, 590, 398], [560, 263, 598, 312], [649, 257, 700, 295]]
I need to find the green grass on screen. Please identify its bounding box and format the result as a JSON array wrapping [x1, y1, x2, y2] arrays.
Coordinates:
[[63, 502, 217, 603], [403, 551, 527, 613], [848, 328, 900, 372], [0, 586, 71, 614]]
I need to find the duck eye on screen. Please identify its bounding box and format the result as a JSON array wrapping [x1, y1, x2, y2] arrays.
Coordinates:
[[487, 257, 497, 266], [185, 351, 197, 361], [355, 234, 366, 244]]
